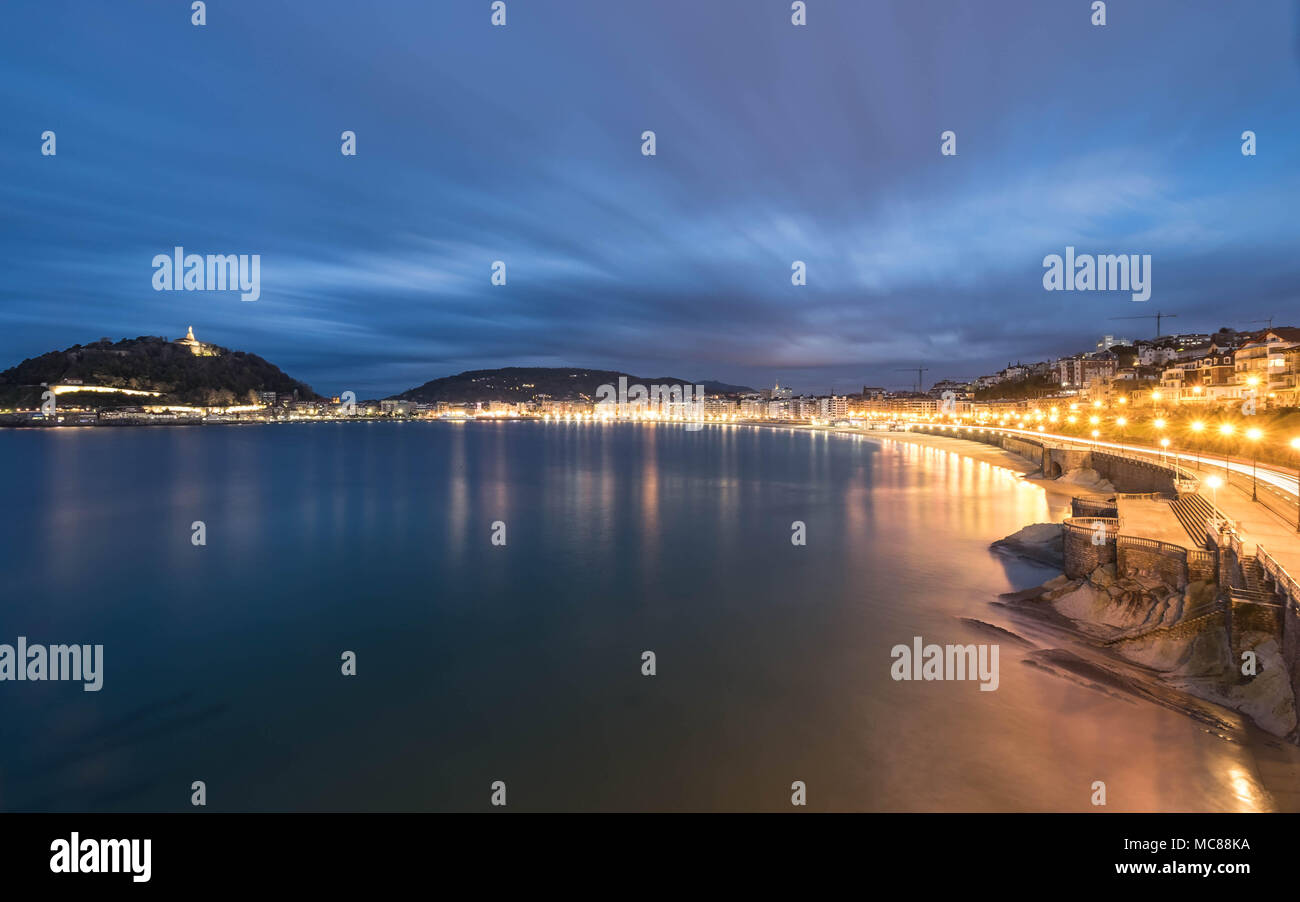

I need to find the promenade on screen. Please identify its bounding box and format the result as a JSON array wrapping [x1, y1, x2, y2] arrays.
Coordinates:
[[910, 422, 1300, 599]]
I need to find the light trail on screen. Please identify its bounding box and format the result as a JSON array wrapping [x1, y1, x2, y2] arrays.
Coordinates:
[[925, 424, 1300, 501]]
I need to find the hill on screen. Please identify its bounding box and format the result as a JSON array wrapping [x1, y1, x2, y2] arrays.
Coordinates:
[[698, 379, 757, 395], [0, 334, 320, 408], [393, 367, 754, 403]]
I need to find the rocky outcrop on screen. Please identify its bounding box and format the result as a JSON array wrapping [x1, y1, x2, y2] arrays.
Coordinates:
[[998, 534, 1299, 739], [991, 522, 1063, 568]]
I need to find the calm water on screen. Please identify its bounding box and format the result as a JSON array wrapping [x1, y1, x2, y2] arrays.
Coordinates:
[[0, 421, 1294, 811]]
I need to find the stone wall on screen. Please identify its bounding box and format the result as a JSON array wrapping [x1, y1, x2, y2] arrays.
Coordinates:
[[1116, 535, 1189, 591], [1187, 550, 1218, 584], [1219, 545, 1242, 591], [1087, 451, 1178, 495], [1063, 517, 1119, 579], [911, 427, 1181, 494], [1284, 604, 1300, 721], [912, 426, 1047, 471], [1072, 497, 1118, 518], [1046, 448, 1091, 479], [1229, 599, 1286, 665], [1001, 436, 1048, 470]]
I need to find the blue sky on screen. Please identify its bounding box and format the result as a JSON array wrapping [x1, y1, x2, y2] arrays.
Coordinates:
[[3, 0, 1299, 397]]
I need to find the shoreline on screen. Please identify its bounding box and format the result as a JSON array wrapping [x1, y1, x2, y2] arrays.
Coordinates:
[[863, 426, 1300, 811], [734, 420, 1095, 502]]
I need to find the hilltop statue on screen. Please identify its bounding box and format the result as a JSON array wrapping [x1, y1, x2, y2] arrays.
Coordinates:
[[176, 326, 218, 357]]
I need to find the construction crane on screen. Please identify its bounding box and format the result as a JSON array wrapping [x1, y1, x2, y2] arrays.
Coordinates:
[[1109, 310, 1178, 338], [1245, 316, 1275, 331], [894, 367, 929, 393]]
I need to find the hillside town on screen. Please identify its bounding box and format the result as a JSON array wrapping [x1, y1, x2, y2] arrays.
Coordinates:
[[5, 324, 1300, 434]]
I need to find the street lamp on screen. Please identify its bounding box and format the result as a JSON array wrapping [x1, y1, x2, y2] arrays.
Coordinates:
[[1207, 474, 1223, 512], [1116, 416, 1128, 453], [1160, 437, 1170, 465], [1219, 422, 1235, 477], [1190, 420, 1205, 470], [1246, 427, 1262, 501]]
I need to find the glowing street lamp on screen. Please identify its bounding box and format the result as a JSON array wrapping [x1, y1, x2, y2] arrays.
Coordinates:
[[1116, 415, 1128, 452], [1190, 420, 1205, 470], [1207, 474, 1223, 511], [1219, 422, 1235, 474], [1160, 437, 1171, 465], [1246, 427, 1262, 501]]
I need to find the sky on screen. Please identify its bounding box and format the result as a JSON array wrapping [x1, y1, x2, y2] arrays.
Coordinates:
[[2, 0, 1299, 398]]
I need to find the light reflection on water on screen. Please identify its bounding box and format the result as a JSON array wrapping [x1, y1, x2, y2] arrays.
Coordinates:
[[0, 421, 1293, 812]]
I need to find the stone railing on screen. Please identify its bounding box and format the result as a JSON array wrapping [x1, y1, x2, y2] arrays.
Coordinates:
[[936, 424, 1202, 486], [1071, 497, 1119, 519], [1225, 528, 1243, 557], [1116, 534, 1189, 556], [1257, 545, 1300, 608], [1062, 516, 1122, 534]]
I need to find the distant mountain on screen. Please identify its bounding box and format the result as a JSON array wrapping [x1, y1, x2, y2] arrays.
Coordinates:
[[0, 334, 320, 408], [393, 367, 754, 403], [698, 379, 757, 395]]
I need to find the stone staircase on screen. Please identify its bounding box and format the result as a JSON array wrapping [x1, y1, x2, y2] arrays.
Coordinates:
[[1101, 604, 1225, 647], [1229, 555, 1275, 602], [1169, 494, 1218, 547]]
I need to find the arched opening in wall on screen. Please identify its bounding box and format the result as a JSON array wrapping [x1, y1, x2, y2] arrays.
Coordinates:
[[1045, 459, 1062, 479]]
